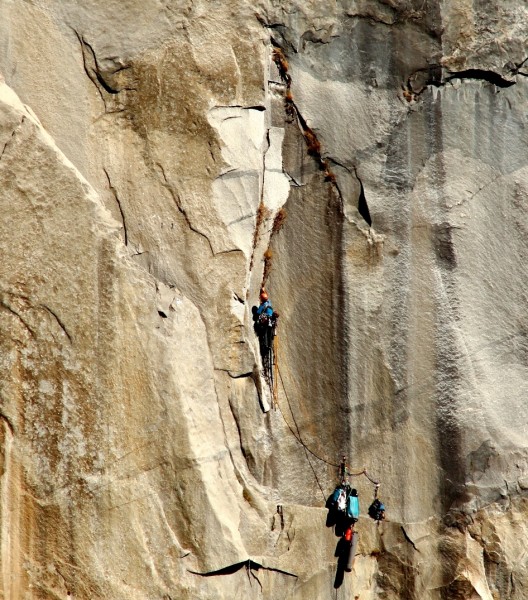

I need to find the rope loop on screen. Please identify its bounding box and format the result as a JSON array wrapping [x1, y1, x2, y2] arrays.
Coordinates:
[[275, 365, 382, 493]]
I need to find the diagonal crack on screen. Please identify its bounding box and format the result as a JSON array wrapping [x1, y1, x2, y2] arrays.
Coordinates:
[[40, 304, 72, 344], [73, 28, 135, 115], [354, 168, 372, 226], [401, 526, 420, 552], [271, 43, 374, 226], [271, 43, 346, 214], [103, 167, 128, 245], [73, 30, 121, 95], [0, 292, 72, 345], [156, 162, 216, 256], [0, 116, 25, 163], [0, 299, 35, 338], [507, 56, 528, 76], [460, 173, 504, 207], [0, 129, 17, 162], [73, 29, 107, 107]]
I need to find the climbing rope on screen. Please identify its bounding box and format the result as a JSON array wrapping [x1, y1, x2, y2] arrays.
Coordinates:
[[348, 468, 380, 486], [273, 334, 279, 410], [271, 329, 522, 480], [275, 365, 327, 501], [270, 329, 526, 503], [277, 365, 339, 468], [275, 364, 382, 498], [339, 455, 380, 488]]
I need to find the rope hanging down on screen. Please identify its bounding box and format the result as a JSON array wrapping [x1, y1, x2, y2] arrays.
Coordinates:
[[273, 334, 279, 410], [275, 363, 327, 501], [276, 364, 381, 489], [274, 329, 523, 481]]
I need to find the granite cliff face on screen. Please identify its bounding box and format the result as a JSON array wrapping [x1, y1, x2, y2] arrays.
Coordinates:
[[1, 1, 528, 598]]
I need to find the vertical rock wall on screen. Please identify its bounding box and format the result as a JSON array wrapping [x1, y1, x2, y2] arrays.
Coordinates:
[[0, 1, 527, 598]]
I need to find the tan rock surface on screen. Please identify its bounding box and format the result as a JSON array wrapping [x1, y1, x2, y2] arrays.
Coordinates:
[[1, 1, 528, 598]]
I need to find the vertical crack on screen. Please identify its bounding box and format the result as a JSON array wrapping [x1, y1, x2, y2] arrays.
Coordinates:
[[103, 168, 128, 246], [73, 29, 107, 107], [248, 128, 271, 280], [0, 413, 15, 436], [354, 169, 372, 226]]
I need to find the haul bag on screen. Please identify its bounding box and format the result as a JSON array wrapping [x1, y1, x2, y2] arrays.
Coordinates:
[[345, 531, 359, 572], [326, 486, 342, 509], [347, 495, 359, 520]]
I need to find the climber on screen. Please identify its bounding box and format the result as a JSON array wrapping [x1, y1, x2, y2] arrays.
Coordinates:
[[252, 289, 279, 390], [252, 289, 278, 352]]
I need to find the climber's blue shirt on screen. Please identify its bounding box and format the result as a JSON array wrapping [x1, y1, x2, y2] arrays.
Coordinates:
[[257, 300, 273, 317]]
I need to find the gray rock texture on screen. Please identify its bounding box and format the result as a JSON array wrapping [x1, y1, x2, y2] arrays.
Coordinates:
[[1, 1, 528, 598]]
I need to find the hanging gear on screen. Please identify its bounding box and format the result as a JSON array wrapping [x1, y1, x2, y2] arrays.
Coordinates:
[[344, 526, 353, 542], [337, 489, 347, 512], [367, 483, 386, 521], [368, 498, 386, 521], [347, 488, 359, 521], [326, 456, 382, 551], [326, 482, 357, 539], [326, 486, 343, 510], [345, 531, 359, 572]]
